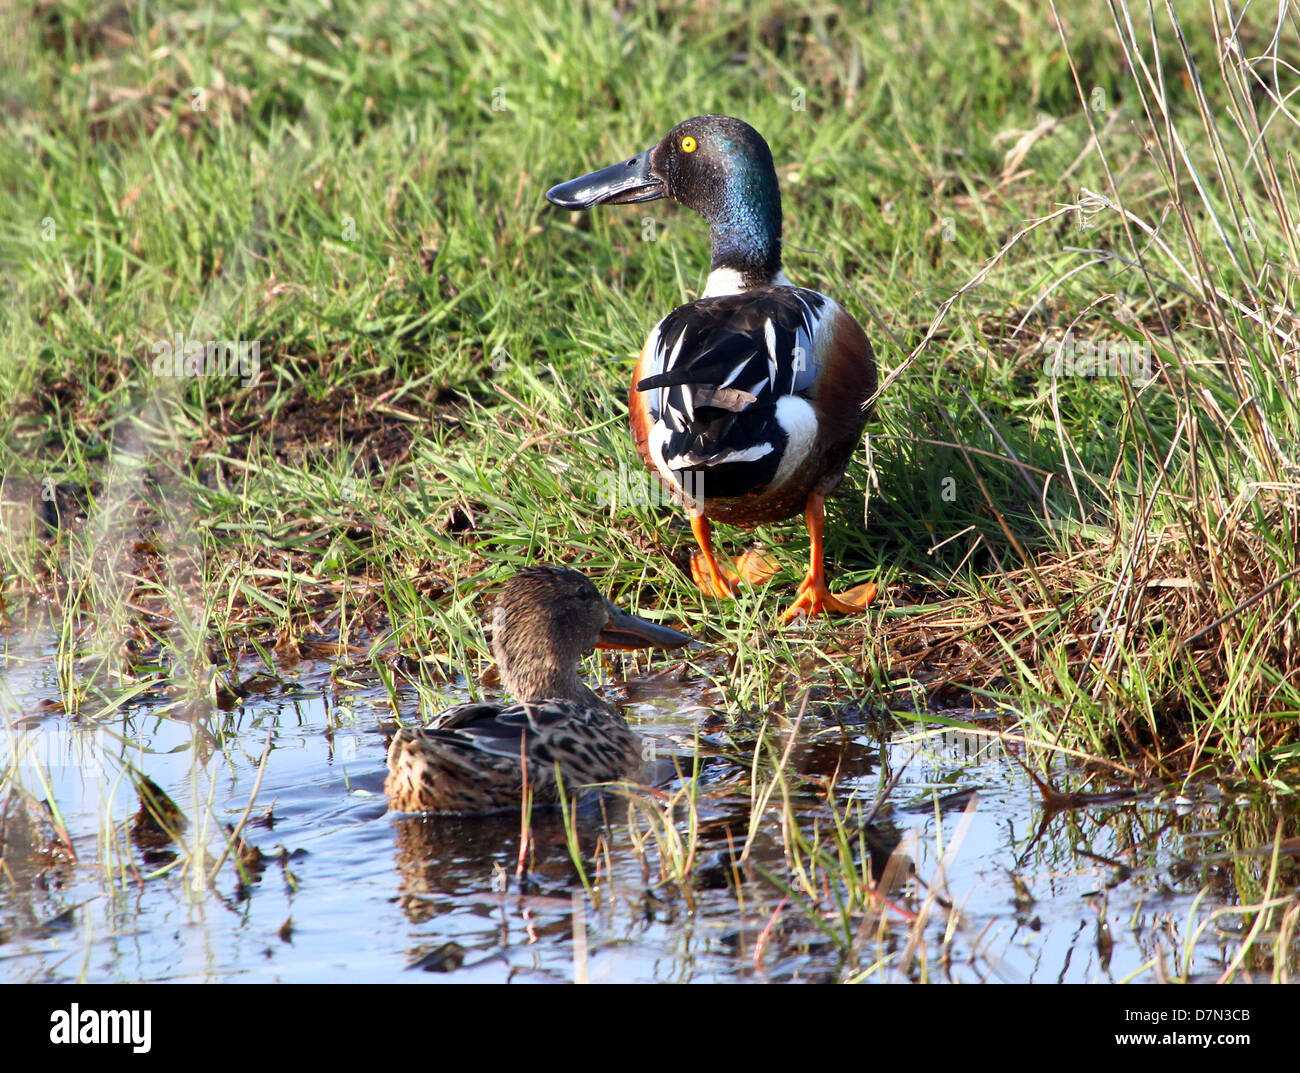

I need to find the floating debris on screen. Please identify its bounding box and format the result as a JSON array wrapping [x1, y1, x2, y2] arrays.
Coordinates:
[[129, 774, 186, 861], [407, 942, 465, 973]]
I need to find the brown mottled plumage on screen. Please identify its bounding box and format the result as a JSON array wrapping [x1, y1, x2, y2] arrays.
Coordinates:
[[384, 566, 691, 813]]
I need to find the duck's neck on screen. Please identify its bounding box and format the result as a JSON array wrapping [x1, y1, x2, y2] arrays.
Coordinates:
[[703, 265, 792, 297], [701, 171, 784, 297], [499, 649, 607, 710]]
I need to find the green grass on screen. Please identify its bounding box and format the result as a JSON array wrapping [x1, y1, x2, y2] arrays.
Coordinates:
[[1, 0, 1298, 791]]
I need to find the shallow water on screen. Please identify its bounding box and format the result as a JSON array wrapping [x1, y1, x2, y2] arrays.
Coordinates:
[[2, 631, 1296, 983]]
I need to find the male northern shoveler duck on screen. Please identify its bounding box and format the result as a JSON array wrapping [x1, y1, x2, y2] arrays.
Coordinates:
[[385, 565, 691, 813], [546, 115, 878, 620]]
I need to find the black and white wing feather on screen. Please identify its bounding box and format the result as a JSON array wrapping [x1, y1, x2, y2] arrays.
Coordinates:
[[635, 286, 831, 498]]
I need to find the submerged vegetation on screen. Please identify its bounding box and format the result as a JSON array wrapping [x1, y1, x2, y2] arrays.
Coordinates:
[[1, 0, 1298, 983]]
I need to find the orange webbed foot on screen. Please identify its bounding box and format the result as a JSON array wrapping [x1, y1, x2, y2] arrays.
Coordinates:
[[690, 549, 739, 597], [689, 548, 780, 598], [733, 550, 780, 586], [779, 579, 878, 623]]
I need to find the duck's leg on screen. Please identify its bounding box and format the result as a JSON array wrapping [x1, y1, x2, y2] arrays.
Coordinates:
[[780, 492, 878, 621], [688, 511, 738, 597], [688, 512, 781, 596]]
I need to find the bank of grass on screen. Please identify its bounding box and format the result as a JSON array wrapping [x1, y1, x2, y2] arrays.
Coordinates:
[[0, 0, 1297, 787]]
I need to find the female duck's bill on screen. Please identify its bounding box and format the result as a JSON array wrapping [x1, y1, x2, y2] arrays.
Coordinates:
[[595, 600, 691, 649]]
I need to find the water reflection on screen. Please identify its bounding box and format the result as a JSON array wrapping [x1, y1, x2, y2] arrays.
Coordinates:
[[0, 643, 1296, 983]]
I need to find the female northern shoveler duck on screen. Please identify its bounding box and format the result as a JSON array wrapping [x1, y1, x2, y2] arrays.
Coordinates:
[[546, 115, 878, 620], [385, 565, 691, 813]]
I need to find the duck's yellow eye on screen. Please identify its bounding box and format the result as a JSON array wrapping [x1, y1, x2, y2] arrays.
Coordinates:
[[681, 136, 697, 153]]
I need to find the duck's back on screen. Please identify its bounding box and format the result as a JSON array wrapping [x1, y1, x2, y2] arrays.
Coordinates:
[[630, 286, 876, 525], [385, 699, 641, 813]]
